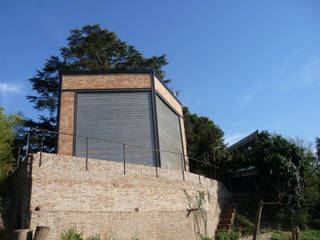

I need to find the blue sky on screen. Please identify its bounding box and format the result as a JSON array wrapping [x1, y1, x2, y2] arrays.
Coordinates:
[[0, 0, 319, 147]]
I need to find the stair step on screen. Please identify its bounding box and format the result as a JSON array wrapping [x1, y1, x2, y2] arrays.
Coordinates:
[[219, 219, 232, 224], [217, 223, 231, 230], [225, 203, 237, 208], [221, 212, 235, 219], [223, 208, 236, 213], [215, 199, 238, 235]]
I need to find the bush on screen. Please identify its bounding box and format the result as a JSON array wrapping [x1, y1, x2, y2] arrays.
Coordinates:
[[201, 237, 211, 240], [215, 231, 239, 240], [60, 228, 83, 240], [300, 230, 320, 240], [86, 236, 101, 240], [270, 233, 283, 240], [232, 214, 254, 235]]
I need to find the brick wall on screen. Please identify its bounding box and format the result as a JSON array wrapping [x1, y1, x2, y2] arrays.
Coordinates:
[[62, 73, 152, 90], [58, 91, 75, 155], [28, 153, 230, 240], [154, 75, 182, 116]]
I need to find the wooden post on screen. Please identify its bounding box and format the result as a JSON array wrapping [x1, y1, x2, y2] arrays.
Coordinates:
[[33, 226, 50, 240], [291, 227, 300, 240], [253, 199, 263, 240], [296, 227, 300, 240], [293, 227, 299, 240], [85, 137, 88, 171]]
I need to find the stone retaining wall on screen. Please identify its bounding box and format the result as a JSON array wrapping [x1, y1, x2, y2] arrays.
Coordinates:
[[26, 153, 230, 240]]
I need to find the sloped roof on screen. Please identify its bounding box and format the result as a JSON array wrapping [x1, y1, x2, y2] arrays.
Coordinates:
[[227, 130, 259, 151]]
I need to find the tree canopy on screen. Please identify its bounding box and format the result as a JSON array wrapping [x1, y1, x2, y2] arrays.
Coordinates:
[[27, 24, 169, 132], [230, 131, 320, 229], [183, 107, 227, 176], [316, 137, 320, 161], [0, 107, 23, 182]]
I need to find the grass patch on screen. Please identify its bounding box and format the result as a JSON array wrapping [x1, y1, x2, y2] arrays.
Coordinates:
[[271, 230, 320, 240], [215, 231, 240, 240]]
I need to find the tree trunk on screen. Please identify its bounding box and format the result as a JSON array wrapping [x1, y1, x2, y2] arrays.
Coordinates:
[[292, 228, 296, 240], [33, 226, 49, 240]]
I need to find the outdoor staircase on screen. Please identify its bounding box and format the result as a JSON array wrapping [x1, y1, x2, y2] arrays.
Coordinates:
[[216, 203, 237, 232]]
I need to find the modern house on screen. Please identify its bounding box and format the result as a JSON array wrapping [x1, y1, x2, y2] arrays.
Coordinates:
[[57, 70, 189, 170]]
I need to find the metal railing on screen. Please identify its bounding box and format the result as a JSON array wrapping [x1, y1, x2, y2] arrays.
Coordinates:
[[17, 128, 221, 182]]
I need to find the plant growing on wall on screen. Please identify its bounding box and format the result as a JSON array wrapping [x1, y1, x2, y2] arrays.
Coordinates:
[[183, 189, 211, 239], [60, 227, 83, 240]]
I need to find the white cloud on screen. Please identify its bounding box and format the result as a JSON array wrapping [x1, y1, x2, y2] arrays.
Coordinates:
[[301, 59, 320, 85], [240, 94, 254, 105], [0, 83, 22, 94], [279, 58, 320, 90], [224, 133, 247, 146], [282, 48, 304, 67]]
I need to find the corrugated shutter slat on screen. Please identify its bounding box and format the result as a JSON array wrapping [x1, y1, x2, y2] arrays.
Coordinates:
[[156, 95, 183, 169], [75, 92, 155, 166]]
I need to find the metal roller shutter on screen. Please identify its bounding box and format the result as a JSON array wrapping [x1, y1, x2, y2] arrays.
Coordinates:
[[75, 91, 155, 166], [156, 95, 183, 169]]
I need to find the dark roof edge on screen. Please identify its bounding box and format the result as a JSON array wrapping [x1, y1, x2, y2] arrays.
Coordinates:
[[60, 69, 183, 107], [61, 69, 153, 75], [227, 130, 259, 151]]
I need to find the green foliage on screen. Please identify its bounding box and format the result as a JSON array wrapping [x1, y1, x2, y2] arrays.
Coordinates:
[[200, 237, 211, 240], [214, 231, 239, 240], [232, 214, 254, 235], [183, 190, 211, 238], [271, 230, 320, 240], [0, 109, 14, 182], [86, 236, 101, 240], [0, 107, 23, 182], [60, 228, 83, 240], [270, 232, 283, 240], [300, 230, 320, 240], [27, 24, 169, 140], [183, 107, 228, 177], [230, 131, 319, 229]]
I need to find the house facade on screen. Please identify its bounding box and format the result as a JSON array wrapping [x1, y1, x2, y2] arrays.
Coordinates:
[[57, 70, 189, 170]]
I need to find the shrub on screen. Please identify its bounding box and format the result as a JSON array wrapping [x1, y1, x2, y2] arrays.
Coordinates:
[[215, 231, 239, 240], [270, 233, 282, 240], [60, 228, 83, 240], [300, 230, 320, 240], [86, 236, 101, 240], [232, 214, 254, 235], [201, 237, 211, 240]]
